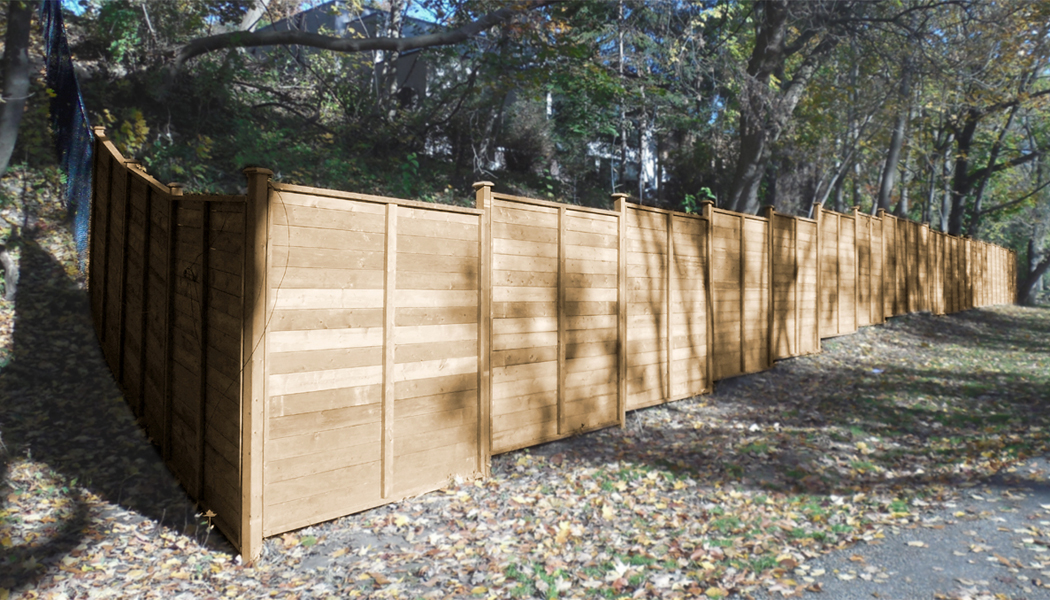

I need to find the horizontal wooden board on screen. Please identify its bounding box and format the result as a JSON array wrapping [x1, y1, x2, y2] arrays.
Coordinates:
[[269, 384, 380, 418]]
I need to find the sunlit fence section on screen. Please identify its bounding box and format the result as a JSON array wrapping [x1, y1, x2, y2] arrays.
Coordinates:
[[88, 129, 1017, 561]]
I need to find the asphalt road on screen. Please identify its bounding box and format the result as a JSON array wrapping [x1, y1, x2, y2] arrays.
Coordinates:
[[750, 456, 1050, 600]]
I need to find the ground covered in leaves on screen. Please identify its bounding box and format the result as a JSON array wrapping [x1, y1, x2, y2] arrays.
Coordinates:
[[1, 196, 1048, 599]]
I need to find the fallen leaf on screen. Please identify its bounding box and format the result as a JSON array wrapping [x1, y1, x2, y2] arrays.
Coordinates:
[[368, 572, 391, 585]]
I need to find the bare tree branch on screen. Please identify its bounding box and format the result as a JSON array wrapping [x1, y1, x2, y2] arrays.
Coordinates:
[[175, 1, 555, 68], [977, 178, 1050, 217]]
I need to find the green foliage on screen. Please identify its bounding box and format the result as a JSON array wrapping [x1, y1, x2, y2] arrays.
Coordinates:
[[682, 187, 716, 214], [96, 1, 141, 64]]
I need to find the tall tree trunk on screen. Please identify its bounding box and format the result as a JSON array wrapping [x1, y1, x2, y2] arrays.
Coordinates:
[[380, 0, 406, 122], [725, 1, 839, 214], [948, 110, 980, 235], [967, 105, 1019, 237], [0, 1, 34, 177], [894, 143, 912, 217], [939, 153, 953, 232], [1019, 238, 1050, 305], [878, 58, 911, 212], [832, 173, 846, 213], [616, 0, 627, 191]]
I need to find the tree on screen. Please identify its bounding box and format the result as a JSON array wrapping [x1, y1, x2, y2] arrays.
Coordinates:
[[0, 0, 35, 302], [723, 0, 860, 215], [0, 0, 34, 177]]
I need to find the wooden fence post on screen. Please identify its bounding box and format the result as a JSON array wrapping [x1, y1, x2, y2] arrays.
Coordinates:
[[473, 182, 494, 472], [240, 166, 272, 563], [163, 183, 182, 462], [382, 203, 397, 498], [738, 212, 746, 373], [793, 213, 800, 355], [557, 205, 567, 434], [812, 203, 822, 351], [853, 206, 860, 331], [700, 200, 715, 393], [89, 126, 106, 333], [612, 194, 630, 428], [666, 210, 674, 399], [763, 205, 775, 368]]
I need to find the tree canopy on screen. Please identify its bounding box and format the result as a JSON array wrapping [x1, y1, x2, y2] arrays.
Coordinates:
[[4, 0, 1050, 302]]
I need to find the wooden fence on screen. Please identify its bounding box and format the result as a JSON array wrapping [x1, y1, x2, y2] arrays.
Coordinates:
[[88, 129, 1017, 561]]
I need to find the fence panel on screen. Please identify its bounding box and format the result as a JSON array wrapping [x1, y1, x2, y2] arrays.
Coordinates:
[[89, 131, 247, 550], [562, 208, 620, 432], [709, 209, 742, 379], [771, 213, 796, 359], [394, 205, 481, 498], [669, 212, 710, 398], [856, 212, 872, 327], [202, 199, 246, 543], [742, 214, 771, 372], [819, 209, 839, 337], [838, 211, 857, 336], [626, 206, 672, 406], [488, 197, 560, 452]]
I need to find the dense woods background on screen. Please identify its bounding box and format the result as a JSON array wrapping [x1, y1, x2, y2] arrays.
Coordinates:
[[2, 0, 1049, 304]]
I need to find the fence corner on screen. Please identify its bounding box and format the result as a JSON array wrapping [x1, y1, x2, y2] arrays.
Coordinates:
[[240, 165, 273, 563]]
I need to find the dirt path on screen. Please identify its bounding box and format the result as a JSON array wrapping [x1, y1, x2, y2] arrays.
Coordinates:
[[1, 220, 1048, 599]]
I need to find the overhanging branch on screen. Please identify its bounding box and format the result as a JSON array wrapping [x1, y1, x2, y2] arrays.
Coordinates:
[[175, 1, 554, 68]]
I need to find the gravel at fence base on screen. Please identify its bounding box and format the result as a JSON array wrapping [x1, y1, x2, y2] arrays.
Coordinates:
[[2, 214, 1049, 599]]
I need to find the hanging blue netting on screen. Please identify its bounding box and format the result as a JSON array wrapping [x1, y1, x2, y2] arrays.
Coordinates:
[[39, 0, 92, 267]]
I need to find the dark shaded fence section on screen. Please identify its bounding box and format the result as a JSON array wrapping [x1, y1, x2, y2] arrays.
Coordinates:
[[89, 129, 247, 552]]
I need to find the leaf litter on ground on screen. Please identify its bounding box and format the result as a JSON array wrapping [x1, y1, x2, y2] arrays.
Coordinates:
[[0, 179, 1048, 599]]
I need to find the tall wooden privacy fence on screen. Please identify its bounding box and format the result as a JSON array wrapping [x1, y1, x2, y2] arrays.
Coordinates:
[[88, 128, 1016, 561]]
